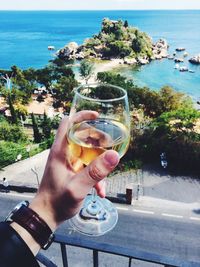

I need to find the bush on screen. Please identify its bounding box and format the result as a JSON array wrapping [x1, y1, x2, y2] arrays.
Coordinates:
[[0, 121, 27, 143], [0, 141, 27, 168]]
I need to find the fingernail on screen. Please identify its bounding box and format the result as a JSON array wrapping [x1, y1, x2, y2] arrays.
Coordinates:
[[104, 151, 119, 167]]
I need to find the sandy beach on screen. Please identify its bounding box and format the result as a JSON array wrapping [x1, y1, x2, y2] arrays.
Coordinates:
[[76, 59, 123, 83]]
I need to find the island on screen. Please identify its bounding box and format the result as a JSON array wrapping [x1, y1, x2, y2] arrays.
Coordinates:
[[56, 18, 169, 66]]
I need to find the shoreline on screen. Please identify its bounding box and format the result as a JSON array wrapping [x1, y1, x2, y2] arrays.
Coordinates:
[[75, 59, 200, 110]]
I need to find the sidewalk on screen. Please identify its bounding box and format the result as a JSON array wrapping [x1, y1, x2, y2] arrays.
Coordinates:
[[0, 149, 49, 191]]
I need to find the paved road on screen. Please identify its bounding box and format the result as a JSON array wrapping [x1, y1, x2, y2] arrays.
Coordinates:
[[1, 192, 200, 267]]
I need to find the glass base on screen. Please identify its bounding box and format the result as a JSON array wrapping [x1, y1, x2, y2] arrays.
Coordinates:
[[69, 195, 118, 236]]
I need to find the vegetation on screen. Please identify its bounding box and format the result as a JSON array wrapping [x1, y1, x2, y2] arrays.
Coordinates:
[[97, 71, 200, 175], [0, 44, 199, 176], [79, 60, 94, 84], [85, 19, 150, 59]]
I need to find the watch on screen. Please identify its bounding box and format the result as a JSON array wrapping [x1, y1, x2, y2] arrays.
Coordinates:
[[5, 201, 54, 250]]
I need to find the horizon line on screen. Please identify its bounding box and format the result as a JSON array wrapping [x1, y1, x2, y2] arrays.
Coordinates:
[[0, 9, 200, 11]]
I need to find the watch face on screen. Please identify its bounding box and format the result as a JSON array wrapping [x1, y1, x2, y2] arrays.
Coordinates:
[[5, 201, 29, 222]]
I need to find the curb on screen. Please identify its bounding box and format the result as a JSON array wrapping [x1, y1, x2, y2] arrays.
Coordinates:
[[0, 184, 37, 193]]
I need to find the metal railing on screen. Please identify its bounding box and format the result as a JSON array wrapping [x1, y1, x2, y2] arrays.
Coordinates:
[[36, 233, 200, 267]]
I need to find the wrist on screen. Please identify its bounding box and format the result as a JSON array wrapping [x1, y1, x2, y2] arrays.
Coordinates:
[[30, 195, 59, 232], [6, 200, 55, 252]]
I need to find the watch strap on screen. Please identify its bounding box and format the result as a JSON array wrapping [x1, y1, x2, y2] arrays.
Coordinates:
[[11, 204, 54, 249]]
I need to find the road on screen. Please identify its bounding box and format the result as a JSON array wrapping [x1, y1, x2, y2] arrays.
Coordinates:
[[0, 192, 200, 267]]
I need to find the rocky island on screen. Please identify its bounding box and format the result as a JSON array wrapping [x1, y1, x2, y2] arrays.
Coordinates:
[[56, 18, 169, 66]]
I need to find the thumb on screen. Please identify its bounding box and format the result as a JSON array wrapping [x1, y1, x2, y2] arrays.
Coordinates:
[[69, 150, 119, 200]]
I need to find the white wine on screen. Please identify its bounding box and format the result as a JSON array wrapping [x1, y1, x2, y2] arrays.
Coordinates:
[[68, 119, 130, 166]]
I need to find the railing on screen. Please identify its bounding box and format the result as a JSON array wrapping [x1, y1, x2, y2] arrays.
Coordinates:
[[36, 233, 200, 267]]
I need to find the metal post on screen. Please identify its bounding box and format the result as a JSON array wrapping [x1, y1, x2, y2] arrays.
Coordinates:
[[31, 166, 40, 187], [93, 250, 99, 267], [60, 244, 68, 267]]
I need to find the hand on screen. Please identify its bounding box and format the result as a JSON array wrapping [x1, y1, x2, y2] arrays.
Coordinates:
[[30, 111, 119, 231]]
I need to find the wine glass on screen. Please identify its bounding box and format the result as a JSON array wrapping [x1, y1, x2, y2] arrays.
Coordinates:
[[67, 83, 130, 236]]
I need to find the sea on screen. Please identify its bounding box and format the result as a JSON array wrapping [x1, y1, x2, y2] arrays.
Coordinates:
[[0, 10, 200, 100]]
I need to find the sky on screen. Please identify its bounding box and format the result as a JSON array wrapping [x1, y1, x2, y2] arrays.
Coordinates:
[[0, 0, 200, 10]]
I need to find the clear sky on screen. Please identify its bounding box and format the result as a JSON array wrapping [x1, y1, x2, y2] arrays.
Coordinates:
[[1, 0, 200, 10]]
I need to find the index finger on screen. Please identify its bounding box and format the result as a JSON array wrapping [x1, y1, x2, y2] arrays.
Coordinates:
[[52, 111, 99, 155]]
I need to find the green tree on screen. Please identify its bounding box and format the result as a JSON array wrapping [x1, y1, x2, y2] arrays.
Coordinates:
[[0, 121, 27, 143], [79, 60, 94, 84], [53, 76, 78, 107], [124, 20, 129, 28], [159, 86, 191, 112], [31, 113, 42, 143], [36, 66, 54, 90], [8, 94, 18, 124], [41, 112, 52, 140]]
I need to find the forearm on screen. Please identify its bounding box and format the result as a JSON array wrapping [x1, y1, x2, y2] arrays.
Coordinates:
[[10, 222, 41, 255], [0, 222, 39, 267]]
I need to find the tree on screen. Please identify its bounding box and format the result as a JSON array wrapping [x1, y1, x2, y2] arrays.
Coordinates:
[[124, 20, 129, 28], [14, 103, 28, 121], [79, 60, 94, 84], [53, 76, 78, 107], [41, 112, 52, 140], [0, 121, 27, 143], [31, 113, 41, 143], [8, 94, 18, 124], [159, 86, 191, 112], [36, 66, 54, 90]]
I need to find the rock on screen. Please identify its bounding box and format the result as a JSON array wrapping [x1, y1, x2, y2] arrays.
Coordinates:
[[176, 47, 185, 51], [179, 66, 188, 72], [124, 58, 137, 65], [137, 57, 149, 65], [57, 47, 71, 60], [152, 39, 169, 59], [189, 54, 200, 64], [174, 58, 184, 63], [57, 42, 79, 60], [75, 52, 85, 59]]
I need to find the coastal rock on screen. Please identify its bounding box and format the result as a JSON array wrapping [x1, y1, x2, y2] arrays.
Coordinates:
[[176, 47, 185, 51], [137, 57, 149, 65], [57, 42, 79, 60], [124, 58, 137, 65], [174, 58, 184, 63], [152, 39, 169, 59], [75, 52, 85, 59], [189, 54, 200, 64]]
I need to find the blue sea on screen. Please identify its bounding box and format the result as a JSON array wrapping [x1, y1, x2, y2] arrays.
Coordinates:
[[0, 10, 200, 99]]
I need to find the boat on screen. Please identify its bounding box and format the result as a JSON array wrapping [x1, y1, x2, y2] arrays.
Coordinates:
[[183, 51, 188, 57], [179, 66, 188, 72], [168, 55, 174, 60], [48, 46, 55, 51], [174, 64, 180, 69], [189, 69, 195, 73]]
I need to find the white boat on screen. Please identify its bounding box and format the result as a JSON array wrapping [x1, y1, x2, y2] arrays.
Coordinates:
[[48, 46, 55, 50], [174, 64, 180, 69], [189, 69, 195, 73]]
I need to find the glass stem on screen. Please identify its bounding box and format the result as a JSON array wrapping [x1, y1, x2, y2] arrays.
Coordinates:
[[91, 187, 97, 203]]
